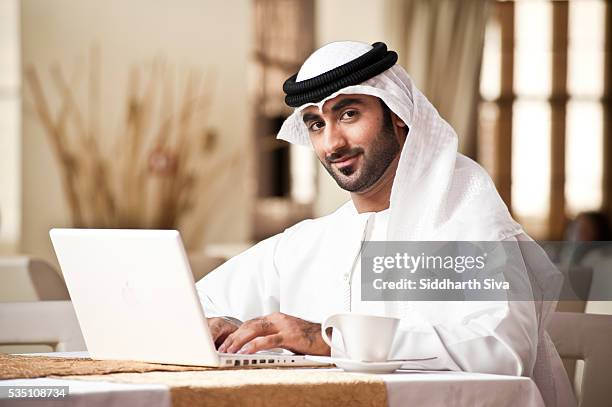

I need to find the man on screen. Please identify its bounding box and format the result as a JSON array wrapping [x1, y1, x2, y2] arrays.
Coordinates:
[[196, 41, 574, 406]]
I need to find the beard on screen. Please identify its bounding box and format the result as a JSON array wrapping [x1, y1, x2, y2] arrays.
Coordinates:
[[320, 107, 401, 193]]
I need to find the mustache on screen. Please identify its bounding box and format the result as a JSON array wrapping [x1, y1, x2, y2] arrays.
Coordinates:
[[326, 147, 364, 164]]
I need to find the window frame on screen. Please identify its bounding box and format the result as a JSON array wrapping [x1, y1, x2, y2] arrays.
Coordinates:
[[479, 0, 611, 239]]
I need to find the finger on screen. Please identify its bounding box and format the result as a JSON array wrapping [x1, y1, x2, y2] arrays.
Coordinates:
[[207, 318, 238, 350], [221, 317, 275, 353], [221, 326, 261, 354], [214, 323, 238, 349], [208, 318, 222, 340], [215, 328, 234, 348], [237, 334, 284, 354], [208, 318, 229, 342]]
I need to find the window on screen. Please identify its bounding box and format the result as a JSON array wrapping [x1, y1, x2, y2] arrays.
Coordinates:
[[252, 0, 316, 202], [478, 0, 610, 239], [250, 0, 316, 239]]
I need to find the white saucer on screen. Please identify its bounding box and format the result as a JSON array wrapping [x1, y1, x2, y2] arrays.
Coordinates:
[[304, 356, 436, 374]]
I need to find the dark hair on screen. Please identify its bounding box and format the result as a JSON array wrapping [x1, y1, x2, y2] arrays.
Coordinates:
[[378, 99, 408, 136]]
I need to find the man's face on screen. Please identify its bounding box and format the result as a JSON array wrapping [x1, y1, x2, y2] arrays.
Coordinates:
[[302, 94, 402, 193]]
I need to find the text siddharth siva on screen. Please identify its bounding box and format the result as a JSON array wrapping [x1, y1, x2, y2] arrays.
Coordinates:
[[360, 241, 530, 301]]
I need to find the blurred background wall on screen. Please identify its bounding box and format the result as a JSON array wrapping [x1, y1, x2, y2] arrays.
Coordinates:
[[0, 0, 610, 266], [16, 0, 253, 265], [0, 0, 20, 255]]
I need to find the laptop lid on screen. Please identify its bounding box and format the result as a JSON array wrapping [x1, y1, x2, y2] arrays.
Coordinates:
[[50, 228, 220, 367]]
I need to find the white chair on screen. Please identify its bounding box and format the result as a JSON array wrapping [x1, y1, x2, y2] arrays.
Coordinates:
[[0, 256, 84, 351], [0, 256, 69, 301], [548, 312, 612, 407], [0, 301, 86, 351]]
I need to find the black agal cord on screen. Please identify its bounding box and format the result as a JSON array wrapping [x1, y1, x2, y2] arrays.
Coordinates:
[[283, 42, 398, 108]]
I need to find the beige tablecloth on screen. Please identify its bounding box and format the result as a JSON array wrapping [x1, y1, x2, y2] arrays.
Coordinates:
[[0, 353, 211, 379], [0, 353, 387, 407]]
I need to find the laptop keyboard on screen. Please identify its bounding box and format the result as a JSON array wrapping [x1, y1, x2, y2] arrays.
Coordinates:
[[218, 351, 300, 367]]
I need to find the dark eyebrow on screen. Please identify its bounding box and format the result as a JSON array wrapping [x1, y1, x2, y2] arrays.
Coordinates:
[[302, 112, 321, 124], [302, 97, 365, 124], [330, 97, 364, 112]]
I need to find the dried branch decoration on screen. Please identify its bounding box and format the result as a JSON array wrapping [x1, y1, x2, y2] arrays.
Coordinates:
[[25, 50, 240, 249]]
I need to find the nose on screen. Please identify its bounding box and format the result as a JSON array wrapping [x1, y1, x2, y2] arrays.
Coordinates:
[[321, 123, 348, 156]]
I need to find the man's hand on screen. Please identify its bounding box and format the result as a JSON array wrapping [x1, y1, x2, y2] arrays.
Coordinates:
[[217, 312, 330, 356], [207, 317, 240, 349]]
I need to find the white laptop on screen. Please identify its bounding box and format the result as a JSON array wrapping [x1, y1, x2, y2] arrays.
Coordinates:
[[50, 228, 323, 368]]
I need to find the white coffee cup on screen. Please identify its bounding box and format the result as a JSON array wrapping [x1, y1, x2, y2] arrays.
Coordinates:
[[321, 313, 400, 362]]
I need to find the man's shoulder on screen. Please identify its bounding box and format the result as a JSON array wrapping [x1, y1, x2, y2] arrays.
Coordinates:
[[450, 153, 497, 193], [454, 153, 490, 178]]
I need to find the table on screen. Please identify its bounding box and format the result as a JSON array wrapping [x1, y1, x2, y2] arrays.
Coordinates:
[[0, 352, 545, 407]]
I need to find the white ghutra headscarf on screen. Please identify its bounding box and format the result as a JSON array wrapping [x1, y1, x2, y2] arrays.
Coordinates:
[[277, 41, 522, 242]]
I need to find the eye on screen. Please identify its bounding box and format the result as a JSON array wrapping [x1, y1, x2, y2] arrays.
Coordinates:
[[308, 121, 325, 132], [340, 110, 359, 120]]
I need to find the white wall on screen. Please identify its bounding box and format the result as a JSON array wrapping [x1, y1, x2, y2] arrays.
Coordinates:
[[20, 0, 252, 264], [312, 0, 391, 216], [0, 0, 21, 254]]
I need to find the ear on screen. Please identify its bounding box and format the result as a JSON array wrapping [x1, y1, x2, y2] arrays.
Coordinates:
[[390, 113, 408, 143], [391, 112, 406, 128]]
